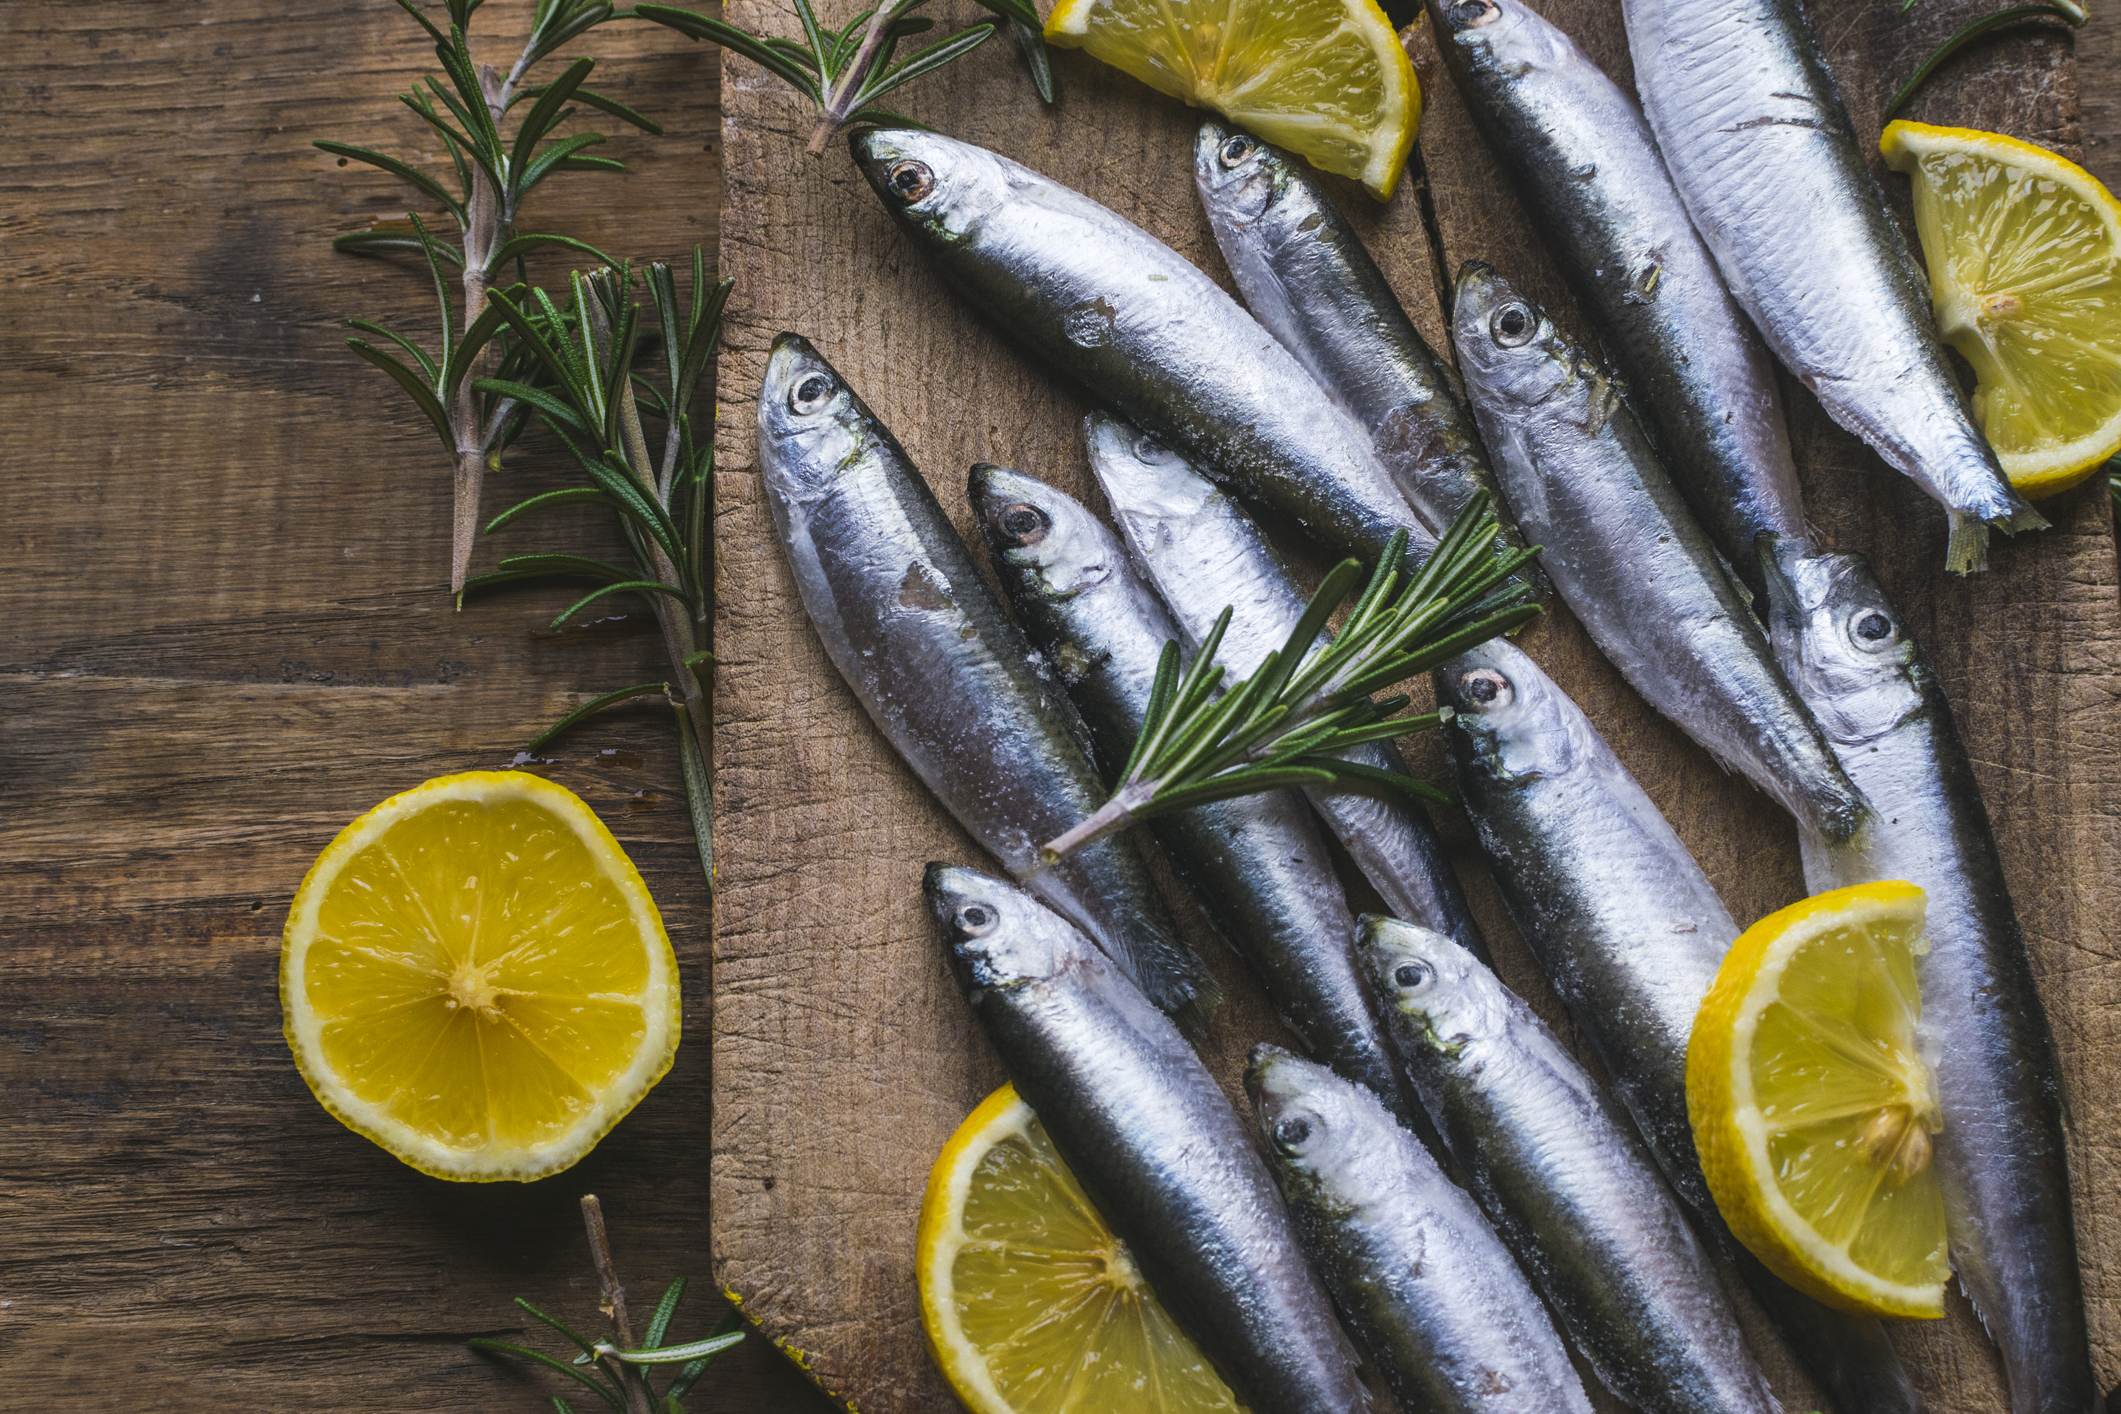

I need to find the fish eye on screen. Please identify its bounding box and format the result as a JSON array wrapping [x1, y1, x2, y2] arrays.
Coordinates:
[[887, 160, 935, 202], [789, 373, 834, 414], [1850, 609, 1897, 648], [1272, 1116, 1311, 1153], [999, 504, 1049, 545], [1459, 668, 1513, 709], [1491, 302, 1537, 347], [1132, 434, 1177, 465], [956, 903, 998, 937], [1218, 134, 1255, 169], [1448, 0, 1502, 27], [1394, 960, 1434, 992]]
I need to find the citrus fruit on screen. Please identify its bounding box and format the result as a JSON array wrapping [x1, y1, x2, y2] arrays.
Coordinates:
[[281, 771, 680, 1182], [1883, 119, 2121, 497], [1043, 0, 1419, 200], [916, 1084, 1242, 1413], [1687, 881, 1948, 1319]]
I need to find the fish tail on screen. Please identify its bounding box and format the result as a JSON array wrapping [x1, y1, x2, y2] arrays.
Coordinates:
[[1944, 510, 1991, 576], [1993, 488, 2050, 536]]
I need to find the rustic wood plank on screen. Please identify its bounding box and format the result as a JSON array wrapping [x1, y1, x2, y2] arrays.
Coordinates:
[[713, 1, 2119, 1411], [1, 3, 831, 1408]]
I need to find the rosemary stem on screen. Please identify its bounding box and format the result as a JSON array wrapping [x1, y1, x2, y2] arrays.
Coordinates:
[[581, 1195, 657, 1414], [450, 61, 509, 598], [806, 2, 901, 154], [1038, 781, 1156, 866]]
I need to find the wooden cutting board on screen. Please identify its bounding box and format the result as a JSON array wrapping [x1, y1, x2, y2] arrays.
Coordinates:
[[712, 2, 2119, 1410]]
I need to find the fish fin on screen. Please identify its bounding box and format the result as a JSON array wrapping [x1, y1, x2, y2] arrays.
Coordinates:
[[1944, 511, 1990, 575], [1993, 490, 2050, 536]]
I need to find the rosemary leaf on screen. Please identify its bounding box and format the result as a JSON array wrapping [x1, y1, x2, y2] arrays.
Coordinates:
[[528, 681, 674, 751]]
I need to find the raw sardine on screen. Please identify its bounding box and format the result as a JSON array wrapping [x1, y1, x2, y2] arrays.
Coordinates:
[[1621, 0, 2044, 573], [926, 865, 1377, 1414], [1359, 916, 1782, 1414], [1763, 547, 2097, 1414], [1425, 0, 1807, 594], [1085, 410, 1491, 964], [757, 334, 1213, 1017], [850, 127, 1440, 569], [1436, 637, 1922, 1414], [971, 462, 1422, 1128], [1452, 263, 1867, 842]]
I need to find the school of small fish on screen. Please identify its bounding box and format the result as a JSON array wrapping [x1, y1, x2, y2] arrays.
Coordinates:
[[757, 2, 2098, 1410]]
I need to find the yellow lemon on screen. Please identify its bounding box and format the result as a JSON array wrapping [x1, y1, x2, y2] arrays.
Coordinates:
[[1883, 120, 2121, 497], [281, 771, 679, 1181], [1044, 0, 1419, 199], [917, 1084, 1242, 1413], [1687, 881, 1949, 1319]]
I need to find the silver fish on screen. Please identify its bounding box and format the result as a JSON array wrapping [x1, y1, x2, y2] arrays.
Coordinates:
[[1621, 0, 2044, 573], [1452, 263, 1868, 843], [1246, 1043, 1595, 1414], [1359, 916, 1782, 1414], [1435, 637, 1922, 1414], [1191, 118, 1543, 595], [1425, 0, 1808, 595], [1764, 546, 2098, 1414], [849, 127, 1441, 569], [1085, 410, 1492, 964], [757, 334, 1213, 1018], [927, 865, 1378, 1414], [971, 462, 1425, 1129]]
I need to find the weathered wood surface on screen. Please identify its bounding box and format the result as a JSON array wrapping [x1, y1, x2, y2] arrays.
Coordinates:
[[712, 2, 2120, 1411], [0, 3, 833, 1408]]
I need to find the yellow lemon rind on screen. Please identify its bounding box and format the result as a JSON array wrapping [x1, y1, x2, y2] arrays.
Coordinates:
[[281, 771, 679, 1183], [917, 1083, 1036, 1414], [1689, 881, 1946, 1321]]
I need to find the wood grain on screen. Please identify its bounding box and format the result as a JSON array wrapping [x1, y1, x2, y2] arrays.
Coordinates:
[[711, 3, 2119, 1412]]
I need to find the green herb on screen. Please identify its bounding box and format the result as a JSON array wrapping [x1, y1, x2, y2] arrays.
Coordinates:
[[1886, 0, 2088, 122], [471, 1195, 744, 1413], [1039, 497, 1541, 865], [637, 0, 1051, 155]]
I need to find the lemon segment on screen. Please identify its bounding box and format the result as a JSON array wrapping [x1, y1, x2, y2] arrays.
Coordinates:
[[1882, 120, 2121, 497], [917, 1085, 1243, 1414], [1687, 882, 1949, 1319], [282, 771, 679, 1182], [1044, 0, 1418, 200]]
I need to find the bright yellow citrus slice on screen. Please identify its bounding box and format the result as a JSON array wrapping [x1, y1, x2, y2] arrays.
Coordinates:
[[917, 1084, 1243, 1413], [281, 771, 679, 1182], [1688, 881, 1948, 1319], [1043, 0, 1419, 200], [1883, 119, 2121, 497]]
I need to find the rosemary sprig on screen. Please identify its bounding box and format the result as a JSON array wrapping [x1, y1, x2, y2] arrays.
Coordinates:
[[1039, 497, 1541, 865], [470, 1195, 745, 1412], [637, 0, 1051, 155], [320, 0, 654, 595], [1885, 0, 2089, 122]]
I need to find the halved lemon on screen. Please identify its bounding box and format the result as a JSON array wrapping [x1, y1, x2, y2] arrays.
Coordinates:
[[1044, 0, 1419, 199], [1883, 120, 2121, 497], [1688, 881, 1948, 1318], [281, 771, 679, 1181], [917, 1084, 1242, 1412]]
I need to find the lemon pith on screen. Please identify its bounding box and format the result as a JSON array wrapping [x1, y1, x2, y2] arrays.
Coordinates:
[[1688, 882, 1949, 1319], [1043, 0, 1418, 200], [281, 771, 679, 1182], [917, 1085, 1242, 1413], [1882, 120, 2121, 497]]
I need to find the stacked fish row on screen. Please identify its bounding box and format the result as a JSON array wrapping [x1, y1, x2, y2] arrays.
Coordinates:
[[755, 1, 2093, 1408]]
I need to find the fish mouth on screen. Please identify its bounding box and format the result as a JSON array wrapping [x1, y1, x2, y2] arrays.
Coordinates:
[[1242, 1042, 1305, 1110]]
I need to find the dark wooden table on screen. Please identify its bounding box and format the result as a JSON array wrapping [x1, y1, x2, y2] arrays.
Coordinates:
[[4, 3, 2113, 1412]]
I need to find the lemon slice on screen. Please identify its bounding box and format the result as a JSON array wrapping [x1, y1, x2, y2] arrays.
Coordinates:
[[1688, 881, 1948, 1318], [281, 771, 679, 1182], [917, 1084, 1243, 1413], [1882, 120, 2121, 497], [1044, 0, 1418, 200]]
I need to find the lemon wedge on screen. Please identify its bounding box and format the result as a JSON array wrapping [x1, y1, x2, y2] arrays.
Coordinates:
[[1044, 0, 1418, 199], [1883, 119, 2121, 497], [1687, 881, 1948, 1319], [917, 1084, 1242, 1413], [281, 771, 679, 1182]]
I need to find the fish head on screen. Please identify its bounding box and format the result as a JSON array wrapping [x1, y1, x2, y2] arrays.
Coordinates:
[[757, 333, 893, 505], [1083, 410, 1222, 555], [1438, 0, 1570, 70], [851, 128, 1009, 243], [1243, 1044, 1367, 1197], [1760, 539, 1926, 745], [1192, 119, 1289, 231], [924, 863, 1091, 993], [1435, 639, 1595, 783], [1355, 915, 1505, 1057], [1451, 261, 1578, 412], [970, 463, 1117, 604]]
